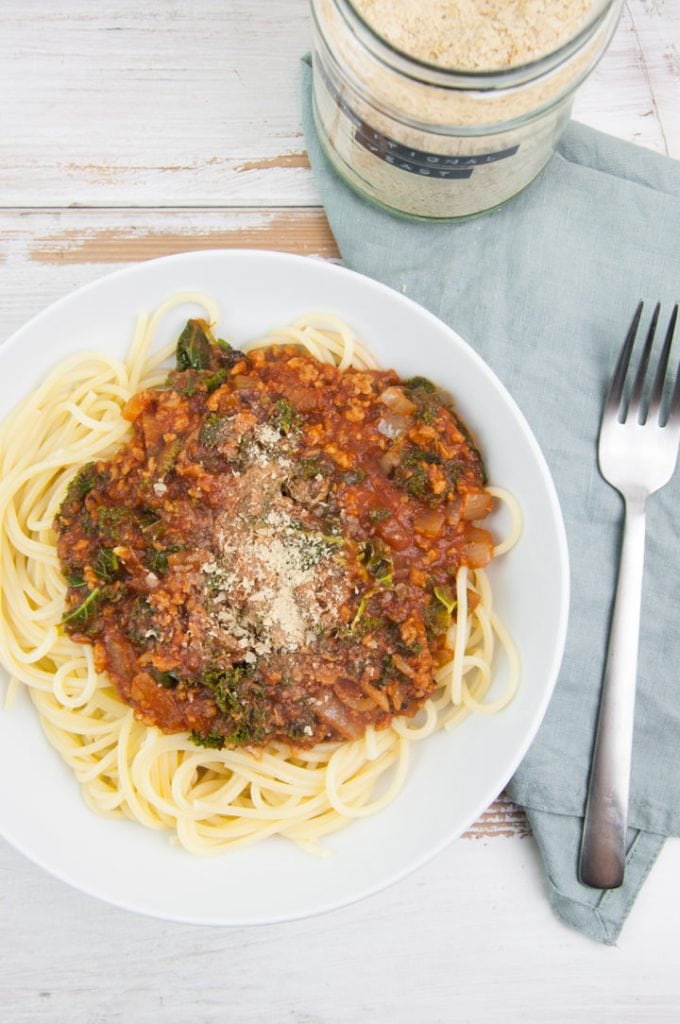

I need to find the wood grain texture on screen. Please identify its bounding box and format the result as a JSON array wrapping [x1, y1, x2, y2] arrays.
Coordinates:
[[573, 0, 680, 154], [622, 0, 680, 154], [462, 793, 531, 840], [0, 208, 340, 340], [0, 0, 317, 206], [1, 830, 680, 1024], [1, 0, 677, 207], [27, 212, 337, 264]]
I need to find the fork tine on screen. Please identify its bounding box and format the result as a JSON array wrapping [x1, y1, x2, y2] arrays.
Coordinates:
[[668, 342, 680, 430], [607, 301, 643, 420], [629, 302, 660, 421], [649, 304, 679, 425]]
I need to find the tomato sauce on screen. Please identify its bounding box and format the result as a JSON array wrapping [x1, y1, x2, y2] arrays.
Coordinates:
[[55, 321, 494, 749]]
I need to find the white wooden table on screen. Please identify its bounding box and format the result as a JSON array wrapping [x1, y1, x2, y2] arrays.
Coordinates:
[[2, 3, 680, 1021]]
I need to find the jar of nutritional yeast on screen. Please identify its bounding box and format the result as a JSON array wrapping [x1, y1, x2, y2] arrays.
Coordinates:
[[309, 0, 623, 219]]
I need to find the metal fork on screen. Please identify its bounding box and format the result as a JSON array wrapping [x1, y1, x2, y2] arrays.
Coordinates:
[[579, 301, 680, 890]]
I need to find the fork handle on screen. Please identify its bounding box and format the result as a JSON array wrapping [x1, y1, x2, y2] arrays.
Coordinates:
[[579, 495, 646, 889]]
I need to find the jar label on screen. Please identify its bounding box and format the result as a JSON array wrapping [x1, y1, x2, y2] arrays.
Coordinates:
[[356, 123, 519, 178], [319, 64, 519, 180]]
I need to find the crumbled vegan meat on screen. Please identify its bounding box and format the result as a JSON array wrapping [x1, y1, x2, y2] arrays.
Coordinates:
[[55, 319, 494, 750]]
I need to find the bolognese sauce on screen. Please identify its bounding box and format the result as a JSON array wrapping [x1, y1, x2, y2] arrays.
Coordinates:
[[55, 319, 495, 750]]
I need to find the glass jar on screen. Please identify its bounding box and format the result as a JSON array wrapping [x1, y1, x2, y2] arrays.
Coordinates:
[[309, 0, 623, 219]]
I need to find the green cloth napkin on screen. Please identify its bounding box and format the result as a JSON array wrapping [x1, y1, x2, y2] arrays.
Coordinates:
[[301, 57, 680, 944]]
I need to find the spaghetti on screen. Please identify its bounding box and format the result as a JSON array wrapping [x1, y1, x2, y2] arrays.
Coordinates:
[[0, 294, 521, 854]]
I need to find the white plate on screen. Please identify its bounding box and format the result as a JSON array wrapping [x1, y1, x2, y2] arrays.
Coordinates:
[[0, 250, 569, 925]]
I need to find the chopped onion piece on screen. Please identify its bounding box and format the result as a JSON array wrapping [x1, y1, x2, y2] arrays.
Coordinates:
[[380, 386, 417, 415], [461, 526, 494, 568], [460, 490, 494, 520], [378, 413, 410, 439], [315, 690, 363, 739], [413, 510, 446, 537], [379, 447, 402, 473]]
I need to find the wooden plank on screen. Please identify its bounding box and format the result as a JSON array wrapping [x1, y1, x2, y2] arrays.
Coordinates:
[[0, 208, 339, 341], [2, 833, 680, 1023], [0, 0, 317, 207], [26, 208, 338, 264], [623, 0, 680, 157], [1, 0, 676, 207], [462, 792, 530, 840], [572, 0, 676, 156]]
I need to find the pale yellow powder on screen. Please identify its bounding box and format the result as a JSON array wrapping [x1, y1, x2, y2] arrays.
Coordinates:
[[351, 0, 594, 71]]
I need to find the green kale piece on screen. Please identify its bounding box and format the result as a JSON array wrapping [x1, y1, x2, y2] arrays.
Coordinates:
[[96, 506, 128, 540], [358, 539, 393, 587], [367, 507, 391, 524], [61, 587, 101, 625], [156, 438, 182, 477], [393, 461, 428, 499], [200, 413, 229, 448], [424, 600, 450, 639], [404, 376, 436, 393], [272, 398, 301, 435], [124, 597, 156, 645], [227, 721, 265, 746], [391, 446, 442, 501], [93, 547, 119, 582], [296, 454, 332, 480], [377, 653, 395, 687], [56, 464, 108, 528], [145, 545, 180, 576], [433, 584, 456, 615], [152, 669, 181, 689], [176, 319, 215, 371], [205, 369, 228, 393], [202, 665, 247, 715], [63, 569, 86, 588], [339, 469, 366, 485], [189, 730, 225, 750], [200, 664, 268, 746], [64, 463, 97, 501]]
